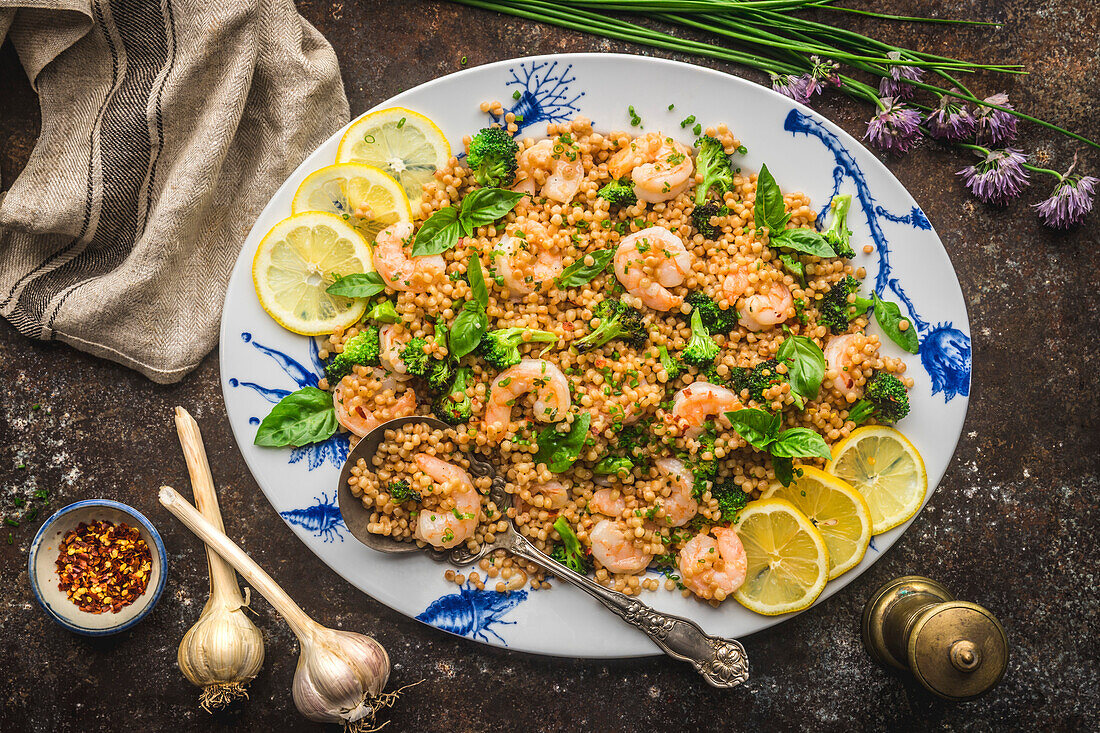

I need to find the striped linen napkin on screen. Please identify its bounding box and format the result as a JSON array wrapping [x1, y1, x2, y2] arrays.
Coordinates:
[[0, 0, 349, 382]]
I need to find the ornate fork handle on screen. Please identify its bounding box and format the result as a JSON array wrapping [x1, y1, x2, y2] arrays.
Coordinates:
[[507, 532, 750, 688]]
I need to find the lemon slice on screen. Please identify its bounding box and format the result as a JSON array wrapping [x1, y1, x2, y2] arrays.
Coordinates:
[[292, 163, 411, 245], [763, 467, 872, 580], [336, 107, 450, 212], [252, 212, 371, 335], [733, 498, 830, 616], [826, 426, 928, 535]]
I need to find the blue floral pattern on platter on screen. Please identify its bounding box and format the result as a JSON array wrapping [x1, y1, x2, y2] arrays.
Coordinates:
[[489, 61, 584, 134], [785, 109, 971, 402], [416, 582, 529, 645], [228, 332, 350, 470], [280, 491, 346, 543]]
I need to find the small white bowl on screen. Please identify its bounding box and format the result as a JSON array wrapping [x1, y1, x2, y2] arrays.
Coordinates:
[[29, 500, 168, 635]]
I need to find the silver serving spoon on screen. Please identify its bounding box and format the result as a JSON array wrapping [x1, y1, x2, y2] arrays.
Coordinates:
[[337, 416, 750, 688]]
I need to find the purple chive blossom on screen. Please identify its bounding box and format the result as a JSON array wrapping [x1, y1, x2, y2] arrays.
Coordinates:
[[925, 91, 977, 141], [1032, 174, 1098, 228], [973, 92, 1019, 146], [769, 57, 840, 106], [956, 148, 1030, 204], [878, 51, 924, 100], [770, 72, 812, 104], [864, 97, 923, 155]]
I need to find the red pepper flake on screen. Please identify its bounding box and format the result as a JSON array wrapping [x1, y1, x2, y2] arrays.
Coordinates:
[[55, 520, 152, 614]]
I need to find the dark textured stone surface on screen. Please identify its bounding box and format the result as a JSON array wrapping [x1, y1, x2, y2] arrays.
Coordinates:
[[2, 1, 1098, 730]]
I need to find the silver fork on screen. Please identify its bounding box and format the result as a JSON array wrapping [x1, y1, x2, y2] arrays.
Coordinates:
[[337, 416, 749, 688]]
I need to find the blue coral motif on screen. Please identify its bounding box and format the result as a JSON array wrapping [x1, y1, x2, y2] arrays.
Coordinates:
[[280, 492, 346, 543], [229, 332, 350, 469], [784, 109, 971, 403], [416, 582, 528, 645], [489, 61, 584, 134]]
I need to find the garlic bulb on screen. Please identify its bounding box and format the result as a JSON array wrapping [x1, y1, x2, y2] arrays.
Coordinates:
[[292, 627, 390, 726], [160, 485, 398, 731], [174, 408, 265, 710]]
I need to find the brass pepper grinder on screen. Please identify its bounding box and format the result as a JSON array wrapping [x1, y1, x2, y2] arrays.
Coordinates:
[[862, 576, 1008, 701]]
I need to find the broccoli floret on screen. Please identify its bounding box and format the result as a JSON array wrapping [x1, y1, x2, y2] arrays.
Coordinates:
[[386, 480, 421, 503], [324, 326, 381, 381], [366, 300, 400, 324], [659, 345, 683, 381], [427, 359, 454, 396], [433, 366, 473, 425], [848, 372, 911, 425], [399, 337, 431, 377], [574, 298, 647, 352], [690, 200, 728, 240], [824, 194, 856, 259], [680, 308, 720, 368], [731, 358, 786, 404], [818, 275, 874, 334], [478, 327, 558, 371], [694, 136, 734, 205], [466, 126, 519, 188], [597, 177, 638, 207], [712, 480, 751, 522], [685, 291, 739, 334], [550, 516, 590, 574]]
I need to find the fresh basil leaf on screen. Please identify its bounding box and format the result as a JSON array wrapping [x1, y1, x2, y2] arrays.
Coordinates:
[[458, 187, 526, 233], [778, 253, 805, 284], [556, 248, 614, 288], [412, 206, 461, 256], [467, 253, 489, 308], [325, 271, 386, 299], [771, 227, 836, 258], [724, 408, 780, 451], [254, 387, 338, 447], [448, 300, 489, 358], [594, 455, 634, 476], [872, 293, 920, 354], [770, 427, 833, 459], [754, 163, 789, 233], [777, 334, 826, 401], [773, 456, 795, 487], [535, 412, 591, 473]]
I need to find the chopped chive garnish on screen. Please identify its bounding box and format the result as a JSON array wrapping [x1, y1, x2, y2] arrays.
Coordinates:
[[512, 90, 521, 100]]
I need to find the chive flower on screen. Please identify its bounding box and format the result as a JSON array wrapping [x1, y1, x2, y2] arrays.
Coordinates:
[[1032, 174, 1097, 229], [770, 72, 812, 104], [956, 148, 1030, 204], [973, 92, 1018, 146], [878, 52, 923, 100], [925, 92, 977, 141], [864, 97, 922, 155], [769, 57, 839, 106]]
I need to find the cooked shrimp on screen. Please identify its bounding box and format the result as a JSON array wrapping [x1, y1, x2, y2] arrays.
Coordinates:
[[484, 359, 572, 438], [589, 518, 653, 575], [678, 527, 748, 601], [332, 371, 417, 437], [533, 480, 570, 511], [670, 381, 743, 438], [414, 454, 480, 549], [493, 220, 563, 297], [719, 265, 794, 331], [588, 488, 627, 518], [825, 333, 863, 394], [379, 324, 410, 374], [614, 226, 693, 311], [654, 458, 699, 527], [513, 139, 584, 204], [608, 131, 695, 203], [373, 222, 446, 292]]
